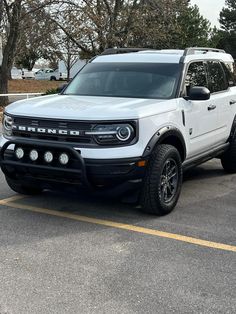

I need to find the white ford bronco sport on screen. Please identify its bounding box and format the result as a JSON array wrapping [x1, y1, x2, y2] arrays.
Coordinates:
[[1, 47, 236, 215]]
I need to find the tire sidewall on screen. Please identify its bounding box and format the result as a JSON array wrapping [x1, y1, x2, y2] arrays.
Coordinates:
[[141, 144, 183, 215], [221, 129, 236, 173], [156, 148, 182, 213]]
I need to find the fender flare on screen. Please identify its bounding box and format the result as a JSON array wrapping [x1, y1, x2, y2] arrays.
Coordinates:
[[142, 126, 187, 160]]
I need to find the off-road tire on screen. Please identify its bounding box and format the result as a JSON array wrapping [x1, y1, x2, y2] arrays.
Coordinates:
[[221, 131, 236, 173], [5, 175, 42, 195], [140, 144, 183, 215]]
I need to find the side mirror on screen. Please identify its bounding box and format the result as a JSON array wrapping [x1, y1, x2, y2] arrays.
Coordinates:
[[186, 86, 210, 101], [57, 84, 68, 93]]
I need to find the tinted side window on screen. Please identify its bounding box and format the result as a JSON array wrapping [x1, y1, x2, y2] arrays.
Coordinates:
[[221, 62, 236, 87], [185, 62, 207, 95], [207, 61, 228, 93]]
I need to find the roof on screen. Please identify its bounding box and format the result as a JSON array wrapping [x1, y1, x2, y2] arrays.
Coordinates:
[[93, 53, 182, 64], [92, 48, 234, 64]]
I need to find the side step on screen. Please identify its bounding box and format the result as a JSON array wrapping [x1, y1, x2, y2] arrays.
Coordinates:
[[183, 143, 229, 171]]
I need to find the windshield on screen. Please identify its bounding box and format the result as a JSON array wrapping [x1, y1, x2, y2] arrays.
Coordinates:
[[64, 62, 181, 99]]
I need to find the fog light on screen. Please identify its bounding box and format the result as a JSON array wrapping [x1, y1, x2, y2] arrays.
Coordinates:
[[29, 149, 38, 161], [44, 151, 53, 163], [59, 153, 69, 165], [15, 147, 24, 159]]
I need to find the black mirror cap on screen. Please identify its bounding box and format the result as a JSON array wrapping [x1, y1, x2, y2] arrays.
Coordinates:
[[187, 86, 210, 101], [57, 83, 68, 94]]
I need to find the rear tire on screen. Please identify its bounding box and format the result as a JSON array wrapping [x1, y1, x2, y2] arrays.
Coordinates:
[[221, 131, 236, 173], [140, 144, 183, 215], [5, 176, 42, 195]]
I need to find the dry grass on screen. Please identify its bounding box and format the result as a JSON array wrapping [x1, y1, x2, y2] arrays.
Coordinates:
[[8, 80, 65, 93]]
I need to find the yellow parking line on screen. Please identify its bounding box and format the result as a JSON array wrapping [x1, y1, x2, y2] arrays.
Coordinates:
[[1, 199, 235, 253], [0, 195, 26, 205]]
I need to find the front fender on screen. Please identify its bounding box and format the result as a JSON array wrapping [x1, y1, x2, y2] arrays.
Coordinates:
[[142, 126, 186, 160]]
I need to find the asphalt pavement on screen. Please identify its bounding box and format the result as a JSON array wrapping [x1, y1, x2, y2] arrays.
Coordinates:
[[0, 126, 235, 314]]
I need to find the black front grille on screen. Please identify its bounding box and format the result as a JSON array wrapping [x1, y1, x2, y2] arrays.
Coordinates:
[[12, 117, 95, 144], [13, 117, 92, 130]]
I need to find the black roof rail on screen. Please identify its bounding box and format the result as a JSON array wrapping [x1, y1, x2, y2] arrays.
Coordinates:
[[101, 48, 151, 55], [183, 47, 226, 56]]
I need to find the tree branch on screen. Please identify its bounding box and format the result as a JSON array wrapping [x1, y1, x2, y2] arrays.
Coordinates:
[[49, 16, 91, 53]]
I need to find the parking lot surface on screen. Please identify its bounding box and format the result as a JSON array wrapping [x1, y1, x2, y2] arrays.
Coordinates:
[[0, 128, 235, 313]]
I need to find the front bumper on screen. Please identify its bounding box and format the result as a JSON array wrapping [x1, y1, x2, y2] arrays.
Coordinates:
[[0, 139, 147, 191]]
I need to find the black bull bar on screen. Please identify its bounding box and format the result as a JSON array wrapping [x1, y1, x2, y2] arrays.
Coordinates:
[[0, 139, 91, 188]]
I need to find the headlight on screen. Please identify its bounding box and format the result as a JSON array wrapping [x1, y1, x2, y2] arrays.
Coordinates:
[[85, 123, 136, 145], [117, 126, 132, 141], [3, 114, 14, 137]]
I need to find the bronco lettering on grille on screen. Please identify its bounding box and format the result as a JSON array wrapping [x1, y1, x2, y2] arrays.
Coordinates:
[[12, 125, 80, 136]]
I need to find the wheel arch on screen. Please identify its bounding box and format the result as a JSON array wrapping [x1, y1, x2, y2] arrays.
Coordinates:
[[50, 76, 57, 81], [143, 126, 186, 161], [229, 114, 236, 140]]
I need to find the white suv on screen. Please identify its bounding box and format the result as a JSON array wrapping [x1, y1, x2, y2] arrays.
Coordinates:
[[1, 47, 236, 215]]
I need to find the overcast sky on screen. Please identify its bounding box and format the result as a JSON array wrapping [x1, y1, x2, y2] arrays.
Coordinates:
[[191, 0, 226, 27]]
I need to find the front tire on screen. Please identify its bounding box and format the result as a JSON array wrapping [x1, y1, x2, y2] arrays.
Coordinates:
[[221, 132, 236, 173], [5, 176, 42, 195], [140, 144, 183, 215]]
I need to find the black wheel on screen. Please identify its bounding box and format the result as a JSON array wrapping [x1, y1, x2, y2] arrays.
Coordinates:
[[50, 76, 56, 81], [5, 175, 42, 195], [140, 144, 183, 215], [221, 131, 236, 173]]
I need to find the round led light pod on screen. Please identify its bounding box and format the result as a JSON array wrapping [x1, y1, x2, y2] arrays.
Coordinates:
[[59, 153, 69, 165], [44, 151, 53, 163], [15, 147, 24, 159], [29, 149, 39, 161]]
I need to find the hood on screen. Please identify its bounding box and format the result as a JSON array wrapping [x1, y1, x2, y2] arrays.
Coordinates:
[[5, 94, 177, 120]]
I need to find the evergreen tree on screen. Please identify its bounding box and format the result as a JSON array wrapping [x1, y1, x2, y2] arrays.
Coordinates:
[[219, 0, 236, 58]]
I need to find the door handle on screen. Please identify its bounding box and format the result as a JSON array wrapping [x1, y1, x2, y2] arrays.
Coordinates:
[[230, 100, 236, 105], [208, 104, 216, 111]]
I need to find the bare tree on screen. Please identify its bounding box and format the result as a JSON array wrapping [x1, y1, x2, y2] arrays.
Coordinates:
[[0, 0, 70, 107], [0, 0, 22, 107], [58, 35, 79, 80], [48, 0, 143, 56], [15, 9, 58, 71], [48, 0, 208, 56]]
